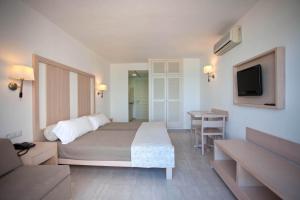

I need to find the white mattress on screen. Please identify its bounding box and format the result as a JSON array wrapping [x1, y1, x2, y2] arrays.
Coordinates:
[[131, 122, 175, 168]]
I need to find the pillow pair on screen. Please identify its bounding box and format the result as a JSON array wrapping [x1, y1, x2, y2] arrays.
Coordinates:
[[44, 116, 93, 144], [88, 113, 110, 130], [54, 116, 96, 144], [44, 114, 110, 144]]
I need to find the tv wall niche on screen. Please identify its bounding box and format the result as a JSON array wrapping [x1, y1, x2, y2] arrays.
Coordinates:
[[233, 47, 285, 109]]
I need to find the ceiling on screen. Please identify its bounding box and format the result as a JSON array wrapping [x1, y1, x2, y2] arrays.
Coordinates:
[[22, 0, 258, 63]]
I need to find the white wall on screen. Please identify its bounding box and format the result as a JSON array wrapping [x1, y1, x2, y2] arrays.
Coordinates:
[[0, 0, 110, 143], [110, 63, 149, 122], [183, 58, 201, 129], [110, 59, 201, 128], [201, 0, 300, 142]]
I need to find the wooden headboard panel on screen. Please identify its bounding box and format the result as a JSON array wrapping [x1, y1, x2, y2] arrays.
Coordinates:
[[46, 65, 70, 125], [78, 74, 91, 117], [32, 55, 95, 141]]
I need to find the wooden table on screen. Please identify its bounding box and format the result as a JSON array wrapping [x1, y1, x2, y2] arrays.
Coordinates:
[[188, 111, 226, 148], [188, 110, 227, 129], [188, 110, 213, 130], [18, 142, 58, 165], [188, 111, 212, 119]]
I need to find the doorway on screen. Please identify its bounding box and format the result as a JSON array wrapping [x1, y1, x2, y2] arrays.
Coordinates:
[[128, 70, 149, 122]]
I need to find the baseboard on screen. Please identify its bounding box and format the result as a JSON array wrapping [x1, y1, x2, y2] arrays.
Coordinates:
[[168, 129, 190, 133]]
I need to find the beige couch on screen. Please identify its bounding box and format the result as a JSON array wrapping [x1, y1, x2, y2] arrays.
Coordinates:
[[0, 139, 71, 200]]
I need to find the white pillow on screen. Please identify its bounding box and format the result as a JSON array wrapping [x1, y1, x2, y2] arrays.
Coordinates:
[[72, 116, 93, 136], [43, 124, 58, 141], [98, 114, 110, 125], [53, 120, 78, 144], [88, 115, 101, 130], [88, 114, 110, 130], [53, 116, 93, 144]]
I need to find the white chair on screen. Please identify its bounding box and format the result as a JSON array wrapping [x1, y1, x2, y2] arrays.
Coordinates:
[[191, 118, 202, 147], [200, 114, 226, 155]]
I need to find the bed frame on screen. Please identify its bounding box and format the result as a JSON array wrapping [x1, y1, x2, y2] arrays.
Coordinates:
[[58, 159, 173, 179], [32, 55, 173, 180]]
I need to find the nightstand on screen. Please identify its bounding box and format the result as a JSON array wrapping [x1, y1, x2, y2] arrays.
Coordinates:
[[18, 142, 58, 165]]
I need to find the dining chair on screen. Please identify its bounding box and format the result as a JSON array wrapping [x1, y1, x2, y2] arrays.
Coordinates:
[[200, 114, 226, 155], [191, 118, 202, 148]]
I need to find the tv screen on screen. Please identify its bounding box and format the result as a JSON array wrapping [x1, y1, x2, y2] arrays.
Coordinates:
[[237, 64, 263, 96]]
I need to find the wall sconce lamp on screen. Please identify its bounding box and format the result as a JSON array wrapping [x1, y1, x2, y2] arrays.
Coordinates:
[[97, 84, 107, 98], [8, 65, 35, 98], [203, 64, 215, 82]]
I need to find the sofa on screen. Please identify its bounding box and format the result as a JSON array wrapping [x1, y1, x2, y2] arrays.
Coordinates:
[[0, 139, 71, 200]]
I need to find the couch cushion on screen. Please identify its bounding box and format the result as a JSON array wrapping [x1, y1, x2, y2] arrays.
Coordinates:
[[0, 139, 22, 176], [0, 165, 70, 200]]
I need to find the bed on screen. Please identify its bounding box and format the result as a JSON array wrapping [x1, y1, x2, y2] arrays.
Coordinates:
[[32, 55, 174, 179], [98, 121, 142, 131], [58, 130, 135, 161], [58, 122, 175, 179]]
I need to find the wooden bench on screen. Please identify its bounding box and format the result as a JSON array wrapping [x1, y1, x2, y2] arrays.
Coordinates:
[[212, 127, 300, 200]]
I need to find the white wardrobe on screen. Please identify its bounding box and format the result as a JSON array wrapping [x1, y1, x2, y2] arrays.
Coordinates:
[[149, 59, 183, 129]]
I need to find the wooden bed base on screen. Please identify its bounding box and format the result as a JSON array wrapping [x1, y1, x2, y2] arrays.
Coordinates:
[[58, 158, 173, 180]]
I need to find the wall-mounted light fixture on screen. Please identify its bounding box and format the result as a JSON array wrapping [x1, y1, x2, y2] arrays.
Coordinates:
[[97, 84, 107, 98], [8, 65, 34, 98], [203, 64, 215, 82]]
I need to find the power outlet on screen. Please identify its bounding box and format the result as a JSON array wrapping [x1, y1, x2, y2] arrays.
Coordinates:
[[6, 130, 22, 139]]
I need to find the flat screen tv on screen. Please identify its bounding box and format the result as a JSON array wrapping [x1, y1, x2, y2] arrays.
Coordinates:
[[237, 64, 263, 96]]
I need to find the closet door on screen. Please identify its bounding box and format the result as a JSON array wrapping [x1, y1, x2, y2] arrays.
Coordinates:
[[167, 77, 182, 128], [167, 61, 181, 75], [151, 61, 166, 75], [151, 77, 166, 121]]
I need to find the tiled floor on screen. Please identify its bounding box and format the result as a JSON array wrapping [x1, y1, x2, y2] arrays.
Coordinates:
[[71, 132, 235, 200]]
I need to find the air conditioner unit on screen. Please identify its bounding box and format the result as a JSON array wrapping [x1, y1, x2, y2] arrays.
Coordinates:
[[213, 26, 242, 56]]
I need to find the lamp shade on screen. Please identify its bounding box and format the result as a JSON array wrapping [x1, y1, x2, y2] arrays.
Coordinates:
[[99, 84, 107, 91], [203, 65, 213, 74], [10, 65, 34, 80]]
